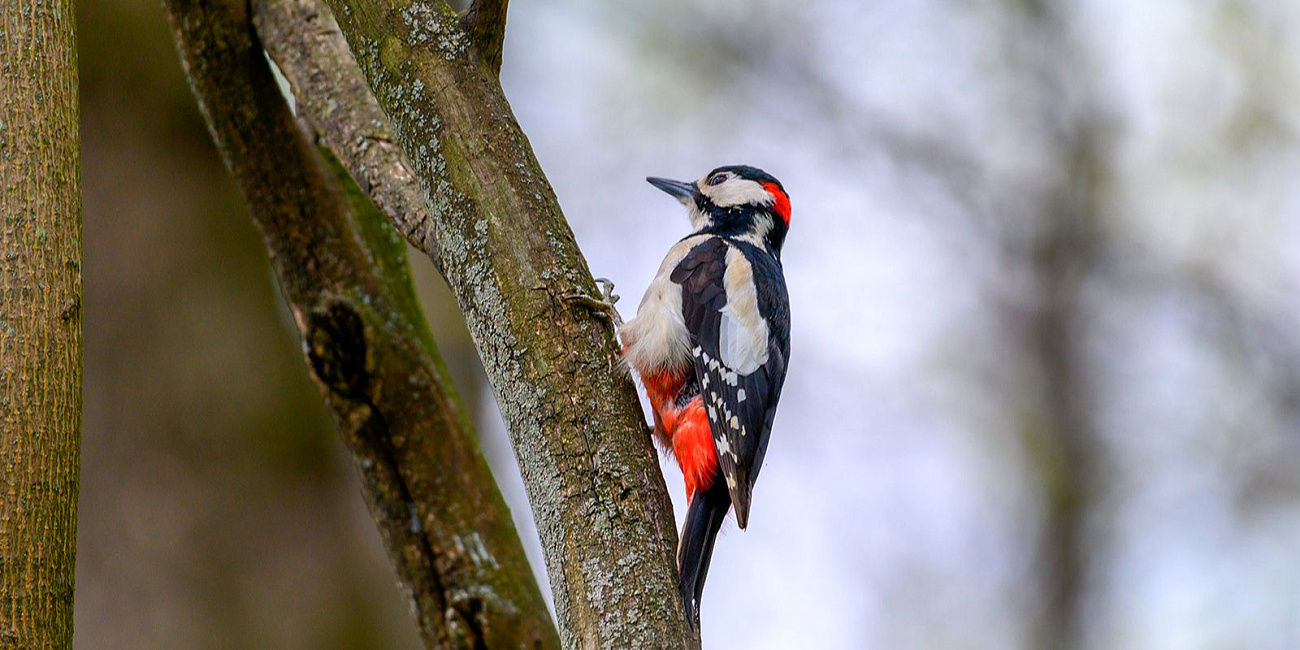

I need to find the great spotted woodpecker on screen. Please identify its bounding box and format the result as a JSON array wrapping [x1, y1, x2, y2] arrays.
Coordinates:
[[621, 165, 792, 628]]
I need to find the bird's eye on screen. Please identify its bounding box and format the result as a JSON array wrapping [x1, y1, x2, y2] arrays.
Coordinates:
[[707, 174, 727, 186]]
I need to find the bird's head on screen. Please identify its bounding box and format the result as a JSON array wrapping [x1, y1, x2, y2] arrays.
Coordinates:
[[647, 165, 791, 255]]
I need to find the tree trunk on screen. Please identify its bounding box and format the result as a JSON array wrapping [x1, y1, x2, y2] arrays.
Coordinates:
[[161, 0, 560, 646], [0, 0, 84, 646], [317, 1, 696, 646], [164, 0, 695, 643]]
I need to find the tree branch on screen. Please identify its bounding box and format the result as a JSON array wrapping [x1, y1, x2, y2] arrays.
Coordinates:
[[461, 0, 508, 77], [1016, 6, 1107, 644], [253, 0, 444, 273], [317, 0, 694, 645], [1028, 140, 1101, 649], [162, 1, 559, 647]]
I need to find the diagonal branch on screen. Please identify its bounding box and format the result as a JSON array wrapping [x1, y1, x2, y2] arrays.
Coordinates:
[[316, 0, 694, 646], [253, 0, 445, 274], [461, 0, 508, 77], [162, 1, 559, 647]]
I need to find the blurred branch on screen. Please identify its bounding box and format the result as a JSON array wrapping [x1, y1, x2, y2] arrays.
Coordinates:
[[253, 0, 444, 274], [1015, 5, 1108, 646], [1112, 247, 1300, 418], [461, 0, 508, 77], [1114, 251, 1300, 502], [1026, 134, 1103, 650], [161, 1, 559, 647], [616, 4, 987, 205], [314, 0, 695, 646]]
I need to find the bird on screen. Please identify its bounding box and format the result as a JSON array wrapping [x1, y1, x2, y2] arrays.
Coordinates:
[[619, 164, 792, 629]]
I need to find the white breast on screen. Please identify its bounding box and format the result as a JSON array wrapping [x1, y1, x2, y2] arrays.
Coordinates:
[[621, 235, 709, 374]]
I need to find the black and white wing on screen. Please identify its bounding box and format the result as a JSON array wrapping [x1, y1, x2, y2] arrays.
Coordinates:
[[672, 237, 790, 528]]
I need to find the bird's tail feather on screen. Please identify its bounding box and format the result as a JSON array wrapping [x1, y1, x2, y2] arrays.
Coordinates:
[[677, 480, 731, 629]]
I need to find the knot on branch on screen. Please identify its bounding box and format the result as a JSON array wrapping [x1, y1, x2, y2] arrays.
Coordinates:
[[305, 298, 372, 399], [448, 595, 491, 650]]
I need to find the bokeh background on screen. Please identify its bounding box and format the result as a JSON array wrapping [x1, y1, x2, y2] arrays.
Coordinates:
[[78, 0, 1300, 648]]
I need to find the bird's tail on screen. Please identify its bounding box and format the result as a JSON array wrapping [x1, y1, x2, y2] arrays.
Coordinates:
[[677, 479, 731, 629]]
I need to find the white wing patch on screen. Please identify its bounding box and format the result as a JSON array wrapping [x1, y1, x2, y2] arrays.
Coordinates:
[[718, 246, 769, 375]]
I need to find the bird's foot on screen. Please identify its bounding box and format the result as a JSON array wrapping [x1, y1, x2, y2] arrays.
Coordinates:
[[564, 277, 624, 329]]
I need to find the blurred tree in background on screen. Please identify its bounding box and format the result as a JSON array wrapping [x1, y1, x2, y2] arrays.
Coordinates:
[[1, 0, 83, 647]]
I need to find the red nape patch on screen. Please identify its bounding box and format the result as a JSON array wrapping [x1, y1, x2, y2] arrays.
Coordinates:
[[671, 398, 718, 501], [761, 181, 791, 224]]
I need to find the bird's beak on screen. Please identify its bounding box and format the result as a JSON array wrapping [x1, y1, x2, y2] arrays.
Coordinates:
[[646, 177, 697, 205]]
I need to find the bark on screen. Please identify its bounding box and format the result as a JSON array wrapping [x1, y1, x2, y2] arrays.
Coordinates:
[[253, 0, 444, 275], [162, 1, 559, 647], [317, 1, 693, 647], [461, 0, 508, 77], [0, 0, 83, 646]]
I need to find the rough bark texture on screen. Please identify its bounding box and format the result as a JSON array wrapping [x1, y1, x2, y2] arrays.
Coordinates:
[[0, 0, 83, 646], [162, 2, 559, 647], [318, 1, 693, 647], [461, 0, 508, 77], [253, 0, 444, 274]]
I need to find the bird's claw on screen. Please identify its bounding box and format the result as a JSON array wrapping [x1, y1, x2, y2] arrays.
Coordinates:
[[564, 277, 623, 328], [594, 277, 620, 307]]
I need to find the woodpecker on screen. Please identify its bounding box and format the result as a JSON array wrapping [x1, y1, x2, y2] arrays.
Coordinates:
[[621, 165, 791, 628]]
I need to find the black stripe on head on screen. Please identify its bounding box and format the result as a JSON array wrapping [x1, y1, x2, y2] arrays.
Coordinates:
[[707, 165, 787, 198]]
